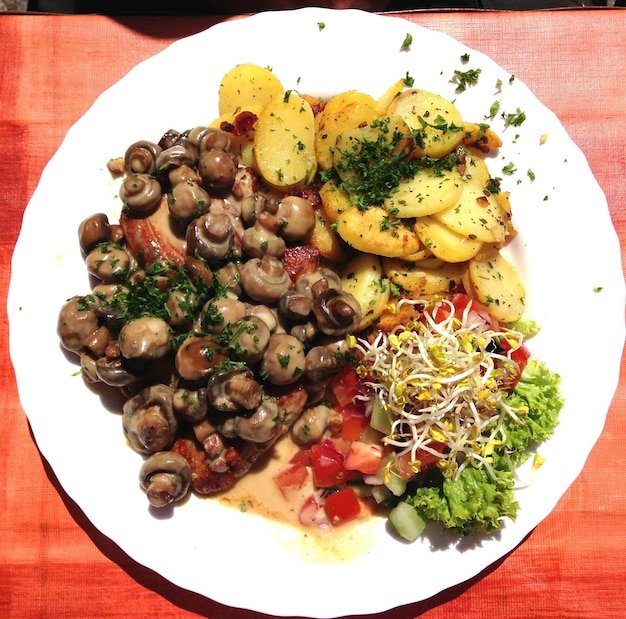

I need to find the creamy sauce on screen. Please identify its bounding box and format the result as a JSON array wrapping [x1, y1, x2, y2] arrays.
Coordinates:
[[217, 435, 385, 563]]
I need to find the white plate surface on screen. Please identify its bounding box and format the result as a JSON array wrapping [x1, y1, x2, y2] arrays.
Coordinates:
[[8, 8, 625, 618]]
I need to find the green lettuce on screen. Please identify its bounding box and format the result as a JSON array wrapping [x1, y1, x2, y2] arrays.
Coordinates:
[[402, 359, 563, 535]]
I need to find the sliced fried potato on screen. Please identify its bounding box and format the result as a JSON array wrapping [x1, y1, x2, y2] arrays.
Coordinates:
[[387, 89, 464, 159], [218, 64, 283, 116], [460, 148, 492, 186], [466, 252, 526, 323], [319, 179, 349, 224], [433, 181, 507, 244], [308, 209, 353, 262], [254, 92, 317, 189], [384, 168, 463, 218], [494, 190, 517, 237], [461, 122, 503, 152], [375, 78, 406, 115], [382, 257, 466, 296], [315, 100, 379, 170], [336, 205, 421, 258], [341, 253, 391, 330], [209, 105, 262, 168], [414, 216, 483, 263]]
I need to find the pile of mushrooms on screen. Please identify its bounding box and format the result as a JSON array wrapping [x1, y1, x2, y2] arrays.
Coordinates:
[[57, 123, 363, 508]]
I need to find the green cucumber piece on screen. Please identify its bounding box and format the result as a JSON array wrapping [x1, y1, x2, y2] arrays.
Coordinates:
[[384, 471, 406, 497], [369, 397, 392, 434], [389, 501, 426, 541]]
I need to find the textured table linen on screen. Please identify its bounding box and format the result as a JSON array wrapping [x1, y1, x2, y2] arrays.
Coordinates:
[[1, 9, 625, 619]]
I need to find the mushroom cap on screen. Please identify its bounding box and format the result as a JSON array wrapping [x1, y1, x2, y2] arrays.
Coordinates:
[[139, 451, 191, 508], [312, 288, 362, 336], [119, 173, 163, 215], [261, 333, 306, 386], [239, 255, 291, 303], [57, 296, 100, 353], [124, 140, 162, 176], [186, 211, 235, 263], [119, 316, 172, 360], [78, 213, 111, 254], [275, 195, 316, 242]]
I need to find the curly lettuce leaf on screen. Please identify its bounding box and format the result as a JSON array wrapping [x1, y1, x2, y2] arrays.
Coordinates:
[[503, 358, 564, 465]]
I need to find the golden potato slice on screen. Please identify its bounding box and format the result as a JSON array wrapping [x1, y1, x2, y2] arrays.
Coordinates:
[[321, 90, 378, 119], [315, 100, 380, 171], [384, 167, 463, 218], [319, 179, 349, 224], [466, 252, 526, 323], [218, 64, 284, 116], [341, 253, 391, 330], [433, 181, 507, 244], [460, 148, 492, 186], [308, 209, 352, 263], [494, 190, 517, 237], [461, 122, 503, 152], [382, 257, 466, 296], [336, 205, 421, 258], [375, 78, 405, 115], [414, 216, 483, 263], [254, 92, 317, 189], [387, 89, 464, 159]]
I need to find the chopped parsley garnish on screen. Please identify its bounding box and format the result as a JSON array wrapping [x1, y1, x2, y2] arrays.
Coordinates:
[[452, 67, 482, 93]]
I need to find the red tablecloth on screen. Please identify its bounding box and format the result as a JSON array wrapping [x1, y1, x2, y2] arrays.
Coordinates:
[[1, 9, 625, 619]]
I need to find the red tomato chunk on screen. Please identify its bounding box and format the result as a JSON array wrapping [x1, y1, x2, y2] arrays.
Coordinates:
[[273, 463, 308, 497], [310, 440, 347, 488], [325, 487, 361, 525]]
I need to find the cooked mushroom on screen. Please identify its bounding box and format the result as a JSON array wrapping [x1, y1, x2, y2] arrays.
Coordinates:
[[240, 192, 269, 226], [119, 174, 163, 214], [168, 180, 210, 223], [245, 303, 279, 333], [167, 163, 201, 186], [241, 221, 286, 259], [213, 262, 242, 298], [230, 398, 281, 443], [275, 195, 316, 242], [139, 451, 191, 508], [124, 140, 162, 175], [198, 148, 238, 191], [155, 144, 196, 178], [78, 213, 111, 254], [278, 290, 312, 323], [57, 296, 100, 353], [201, 297, 247, 334], [186, 211, 234, 263], [175, 334, 227, 382], [197, 127, 232, 155], [122, 384, 178, 455], [290, 321, 318, 345], [226, 316, 271, 365], [172, 387, 207, 422], [239, 255, 291, 303], [184, 256, 213, 289], [94, 355, 138, 387], [261, 333, 306, 386], [85, 243, 136, 283], [304, 344, 340, 382], [291, 404, 343, 445], [119, 316, 171, 360], [165, 289, 197, 328], [295, 267, 342, 300], [312, 288, 362, 336], [206, 368, 263, 413]]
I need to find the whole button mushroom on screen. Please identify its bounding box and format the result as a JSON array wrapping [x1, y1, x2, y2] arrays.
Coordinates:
[[275, 195, 316, 242], [227, 315, 271, 365], [186, 211, 234, 263], [304, 345, 341, 383], [175, 334, 227, 382], [242, 222, 286, 259], [57, 296, 100, 353], [155, 144, 197, 178], [198, 148, 238, 192], [312, 288, 362, 336], [78, 213, 111, 254], [85, 244, 135, 283], [239, 255, 291, 303], [119, 173, 163, 214], [122, 384, 178, 455], [139, 451, 191, 508], [261, 333, 306, 386], [119, 316, 171, 360], [295, 267, 342, 300], [124, 140, 162, 175], [231, 399, 282, 444], [168, 180, 211, 224], [207, 368, 263, 413]]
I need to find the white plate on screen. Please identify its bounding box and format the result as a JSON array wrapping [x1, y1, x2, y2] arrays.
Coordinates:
[[8, 8, 624, 618]]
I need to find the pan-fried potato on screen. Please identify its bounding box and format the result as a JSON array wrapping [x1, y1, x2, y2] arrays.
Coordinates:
[[495, 190, 517, 237], [315, 100, 379, 170], [387, 89, 464, 159], [218, 63, 284, 116], [465, 252, 526, 323], [382, 257, 466, 296], [319, 179, 348, 224], [375, 78, 406, 115], [209, 105, 262, 168], [460, 148, 492, 186], [336, 204, 421, 258], [433, 181, 507, 244], [341, 253, 391, 330], [414, 215, 483, 263], [254, 92, 317, 189], [308, 209, 353, 262], [384, 167, 463, 218], [462, 122, 503, 151]]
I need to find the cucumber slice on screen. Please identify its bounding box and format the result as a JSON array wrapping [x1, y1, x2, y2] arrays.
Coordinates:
[[389, 501, 426, 541], [370, 397, 392, 434], [384, 471, 406, 497]]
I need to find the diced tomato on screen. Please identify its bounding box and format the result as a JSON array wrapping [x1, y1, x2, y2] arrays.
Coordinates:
[[337, 414, 369, 442], [330, 366, 363, 408], [290, 447, 312, 467], [299, 493, 329, 529], [310, 440, 347, 488], [498, 336, 531, 390], [273, 463, 309, 498], [345, 441, 384, 475], [394, 443, 445, 479], [431, 293, 500, 330], [325, 487, 361, 525]]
